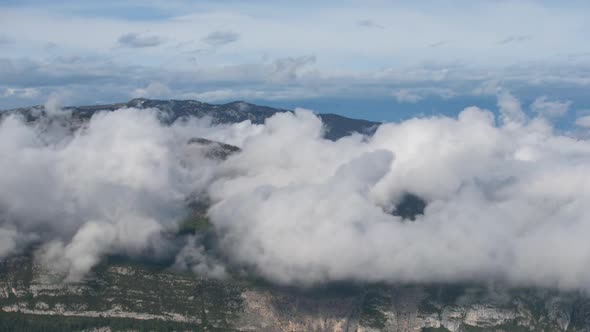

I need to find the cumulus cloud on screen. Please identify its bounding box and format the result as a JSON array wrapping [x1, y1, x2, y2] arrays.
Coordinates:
[[205, 103, 590, 290], [202, 30, 240, 47], [118, 33, 165, 48], [4, 93, 590, 291], [0, 106, 259, 280], [531, 96, 572, 117]]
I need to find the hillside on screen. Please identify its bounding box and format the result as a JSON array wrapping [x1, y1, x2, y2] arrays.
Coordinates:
[[1, 254, 589, 332]]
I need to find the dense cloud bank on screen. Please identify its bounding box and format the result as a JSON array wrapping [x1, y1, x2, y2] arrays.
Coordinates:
[[0, 108, 258, 280], [1, 95, 590, 290]]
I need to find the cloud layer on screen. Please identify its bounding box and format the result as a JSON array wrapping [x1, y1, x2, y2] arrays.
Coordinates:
[[203, 104, 590, 290], [0, 107, 258, 280], [202, 30, 240, 47], [2, 95, 590, 291]]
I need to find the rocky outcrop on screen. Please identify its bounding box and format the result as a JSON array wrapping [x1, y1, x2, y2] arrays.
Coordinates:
[[1, 255, 589, 331]]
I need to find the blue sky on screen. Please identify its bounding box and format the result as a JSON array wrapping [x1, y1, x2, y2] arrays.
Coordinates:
[[1, 0, 590, 124]]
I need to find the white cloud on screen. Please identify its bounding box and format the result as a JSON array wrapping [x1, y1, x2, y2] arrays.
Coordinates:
[[392, 89, 422, 103], [392, 87, 455, 103], [575, 115, 590, 128], [531, 96, 572, 117], [472, 80, 501, 96], [2, 87, 39, 99], [0, 51, 589, 110], [0, 106, 260, 280], [3, 0, 587, 73], [132, 82, 172, 99], [0, 0, 590, 290], [181, 88, 311, 102], [497, 90, 526, 125], [206, 100, 590, 289], [4, 89, 590, 292], [270, 55, 316, 83]]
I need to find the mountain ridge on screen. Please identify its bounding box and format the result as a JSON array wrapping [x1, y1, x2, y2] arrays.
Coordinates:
[[0, 98, 380, 141]]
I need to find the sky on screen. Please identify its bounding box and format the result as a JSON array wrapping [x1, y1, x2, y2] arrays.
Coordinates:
[[1, 0, 590, 123]]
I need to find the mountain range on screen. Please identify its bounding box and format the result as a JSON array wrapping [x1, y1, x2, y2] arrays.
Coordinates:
[[1, 99, 589, 332], [1, 98, 380, 141]]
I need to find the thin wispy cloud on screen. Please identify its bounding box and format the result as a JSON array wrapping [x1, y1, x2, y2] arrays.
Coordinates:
[[392, 87, 455, 103], [496, 34, 533, 45], [358, 19, 384, 29], [202, 31, 240, 47], [530, 96, 572, 117], [429, 40, 450, 48], [563, 51, 590, 60], [117, 32, 165, 48], [2, 87, 39, 99], [392, 89, 422, 103]]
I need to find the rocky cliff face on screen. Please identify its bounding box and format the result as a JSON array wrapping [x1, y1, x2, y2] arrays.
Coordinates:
[[1, 255, 589, 332]]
